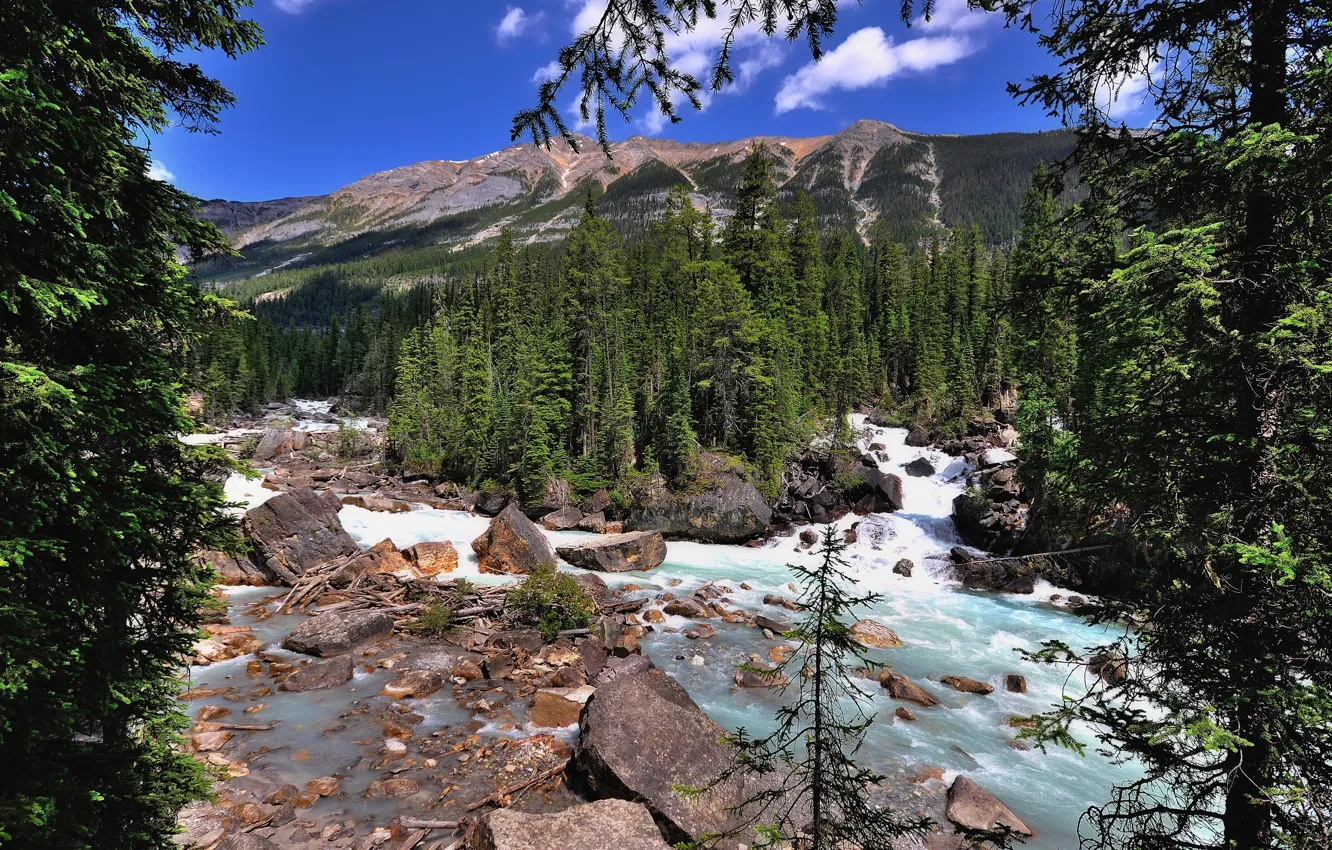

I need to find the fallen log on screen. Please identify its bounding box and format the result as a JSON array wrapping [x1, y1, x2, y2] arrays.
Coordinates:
[[464, 764, 565, 812], [397, 818, 458, 830]]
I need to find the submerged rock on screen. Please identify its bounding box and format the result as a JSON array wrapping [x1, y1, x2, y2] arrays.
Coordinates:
[[880, 671, 941, 707], [243, 487, 359, 584], [474, 799, 672, 850], [279, 655, 353, 692], [556, 530, 667, 573], [471, 503, 555, 574], [281, 610, 394, 656], [941, 675, 995, 695], [850, 620, 903, 649], [946, 776, 1033, 836]]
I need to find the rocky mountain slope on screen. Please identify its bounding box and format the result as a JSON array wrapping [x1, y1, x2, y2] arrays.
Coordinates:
[[196, 119, 1073, 283]]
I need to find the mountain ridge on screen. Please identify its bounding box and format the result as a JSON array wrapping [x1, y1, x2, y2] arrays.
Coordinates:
[[195, 119, 1074, 283]]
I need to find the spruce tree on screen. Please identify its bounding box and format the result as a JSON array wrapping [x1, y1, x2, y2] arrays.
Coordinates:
[[0, 2, 260, 846]]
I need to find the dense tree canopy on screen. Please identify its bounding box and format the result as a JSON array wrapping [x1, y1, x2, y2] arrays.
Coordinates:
[[0, 2, 259, 846]]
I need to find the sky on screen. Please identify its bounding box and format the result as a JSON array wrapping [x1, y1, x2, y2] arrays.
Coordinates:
[[146, 0, 1114, 202]]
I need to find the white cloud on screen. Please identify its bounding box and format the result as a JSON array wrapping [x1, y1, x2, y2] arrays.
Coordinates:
[[147, 159, 175, 182], [775, 27, 975, 113], [1094, 53, 1160, 121], [273, 0, 319, 13], [497, 7, 530, 42], [914, 0, 994, 33], [532, 60, 562, 83]]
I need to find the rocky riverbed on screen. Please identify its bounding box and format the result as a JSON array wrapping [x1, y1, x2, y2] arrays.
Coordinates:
[[177, 403, 1138, 850]]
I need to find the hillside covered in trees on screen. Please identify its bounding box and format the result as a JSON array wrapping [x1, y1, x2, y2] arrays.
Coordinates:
[[196, 145, 1027, 503]]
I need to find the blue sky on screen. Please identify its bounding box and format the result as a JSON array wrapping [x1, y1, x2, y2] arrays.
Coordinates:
[[149, 0, 1081, 201]]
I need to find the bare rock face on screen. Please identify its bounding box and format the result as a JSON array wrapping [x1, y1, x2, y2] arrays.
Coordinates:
[[281, 610, 394, 657], [471, 503, 555, 575], [850, 620, 903, 649], [574, 667, 771, 844], [196, 549, 275, 586], [880, 671, 941, 707], [946, 776, 1033, 836], [556, 531, 667, 573], [217, 835, 281, 850], [279, 655, 353, 692], [243, 488, 359, 584], [625, 454, 772, 544], [474, 799, 672, 850]]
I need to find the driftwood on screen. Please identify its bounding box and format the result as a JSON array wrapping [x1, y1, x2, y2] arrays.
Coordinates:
[[963, 545, 1114, 566], [207, 721, 278, 731], [397, 818, 459, 830], [464, 764, 566, 812]]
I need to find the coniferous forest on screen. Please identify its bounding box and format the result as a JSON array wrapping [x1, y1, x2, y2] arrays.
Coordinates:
[[196, 154, 1022, 503]]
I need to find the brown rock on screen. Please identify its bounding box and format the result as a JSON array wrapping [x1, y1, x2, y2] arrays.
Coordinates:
[[894, 706, 917, 722], [197, 705, 231, 722], [735, 664, 788, 689], [1004, 673, 1027, 693], [365, 777, 422, 798], [403, 540, 458, 576], [662, 597, 708, 618], [304, 776, 341, 797], [529, 685, 595, 728], [683, 624, 717, 640], [328, 539, 410, 587], [1088, 651, 1128, 684], [380, 668, 446, 699], [192, 731, 233, 752], [643, 608, 664, 623], [540, 506, 584, 531], [880, 671, 941, 707], [942, 675, 995, 695], [281, 610, 394, 656], [472, 503, 555, 575], [451, 659, 484, 681], [340, 494, 409, 513], [946, 776, 1033, 836], [849, 619, 903, 648]]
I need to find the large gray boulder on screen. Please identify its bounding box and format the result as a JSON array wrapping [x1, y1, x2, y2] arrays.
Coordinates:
[[252, 428, 308, 462], [281, 610, 394, 657], [473, 799, 671, 850], [846, 467, 904, 513], [574, 667, 772, 844], [625, 454, 771, 544], [243, 488, 359, 584], [946, 776, 1033, 836], [471, 503, 555, 575], [556, 531, 667, 573]]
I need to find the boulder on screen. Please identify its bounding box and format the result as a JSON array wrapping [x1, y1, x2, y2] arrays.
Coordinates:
[[474, 799, 672, 850], [281, 610, 394, 656], [903, 457, 936, 477], [404, 540, 458, 576], [252, 429, 308, 462], [556, 531, 667, 573], [197, 549, 275, 586], [577, 511, 608, 533], [474, 486, 510, 517], [662, 597, 708, 618], [1004, 673, 1027, 693], [942, 675, 995, 695], [978, 448, 1018, 468], [573, 573, 611, 608], [540, 506, 584, 531], [905, 423, 931, 447], [753, 613, 790, 634], [946, 776, 1033, 836], [880, 671, 941, 707], [243, 488, 359, 584], [735, 664, 788, 688], [279, 655, 354, 692], [893, 558, 914, 577], [1088, 651, 1128, 684], [845, 467, 905, 514], [471, 504, 555, 575], [625, 455, 771, 543], [849, 620, 903, 648], [380, 668, 446, 699], [217, 835, 281, 850], [574, 667, 773, 844], [529, 685, 595, 728]]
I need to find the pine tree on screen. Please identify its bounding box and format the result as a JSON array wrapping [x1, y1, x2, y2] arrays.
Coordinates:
[[716, 527, 932, 848]]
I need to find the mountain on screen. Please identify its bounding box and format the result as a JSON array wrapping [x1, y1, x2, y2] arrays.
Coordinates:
[[195, 119, 1074, 283]]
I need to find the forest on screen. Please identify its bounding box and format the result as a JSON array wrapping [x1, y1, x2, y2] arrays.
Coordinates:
[[196, 147, 1025, 504]]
